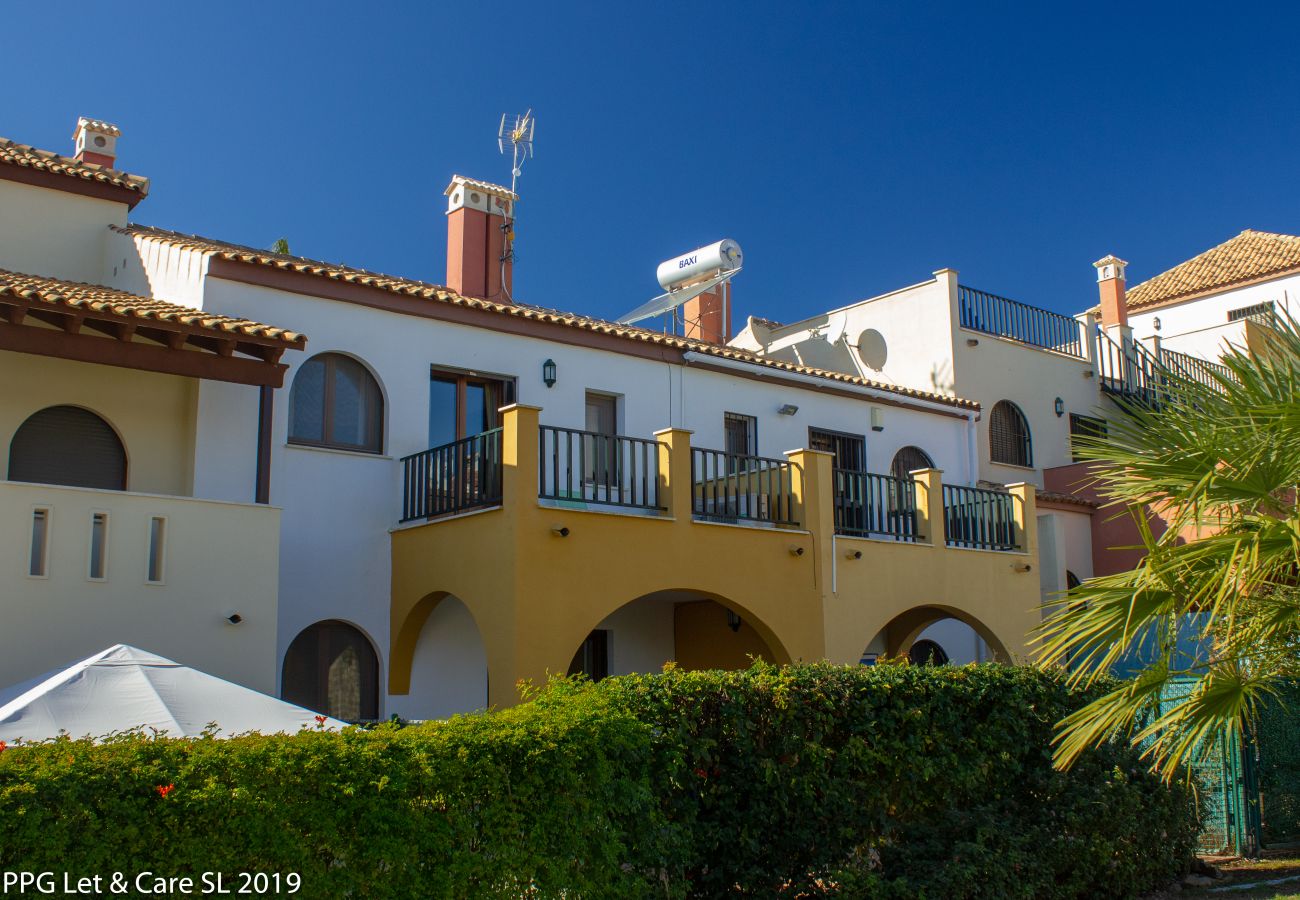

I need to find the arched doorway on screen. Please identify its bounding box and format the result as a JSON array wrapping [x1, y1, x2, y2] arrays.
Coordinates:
[[282, 620, 379, 721], [862, 605, 1008, 665], [9, 405, 126, 489], [566, 590, 788, 679]]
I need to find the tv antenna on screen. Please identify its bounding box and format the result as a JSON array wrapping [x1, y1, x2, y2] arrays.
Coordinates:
[[497, 110, 535, 195]]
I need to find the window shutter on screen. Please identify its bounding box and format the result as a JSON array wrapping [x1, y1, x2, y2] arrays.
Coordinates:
[[9, 406, 126, 490]]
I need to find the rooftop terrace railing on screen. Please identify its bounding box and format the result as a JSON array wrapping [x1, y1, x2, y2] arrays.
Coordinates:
[[958, 285, 1086, 358], [539, 425, 664, 511], [1094, 328, 1167, 405], [400, 428, 503, 522], [833, 469, 918, 541], [1159, 346, 1234, 393], [942, 483, 1016, 551], [691, 448, 799, 527]]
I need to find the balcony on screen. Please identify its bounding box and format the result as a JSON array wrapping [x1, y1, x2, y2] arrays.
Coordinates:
[[390, 405, 1042, 709], [958, 285, 1087, 358], [0, 481, 280, 694]]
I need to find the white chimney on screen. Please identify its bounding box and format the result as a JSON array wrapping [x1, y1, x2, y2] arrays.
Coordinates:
[[72, 118, 121, 168]]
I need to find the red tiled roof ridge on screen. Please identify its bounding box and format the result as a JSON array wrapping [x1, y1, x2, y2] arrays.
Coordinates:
[[118, 224, 979, 411], [1125, 229, 1300, 312], [0, 136, 149, 196]]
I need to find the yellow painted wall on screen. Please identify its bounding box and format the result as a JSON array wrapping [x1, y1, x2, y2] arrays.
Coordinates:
[[0, 481, 280, 693], [0, 179, 126, 285], [673, 599, 776, 670], [0, 351, 198, 496], [392, 407, 1042, 709]]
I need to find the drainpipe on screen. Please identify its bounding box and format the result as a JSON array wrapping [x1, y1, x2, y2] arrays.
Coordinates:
[[964, 408, 980, 487]]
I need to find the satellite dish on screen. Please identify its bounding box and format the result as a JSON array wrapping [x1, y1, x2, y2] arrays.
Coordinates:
[[855, 328, 888, 371]]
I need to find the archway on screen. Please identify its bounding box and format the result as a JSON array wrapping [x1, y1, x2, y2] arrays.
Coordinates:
[[282, 620, 380, 721], [390, 593, 487, 720], [565, 589, 790, 679], [862, 605, 1010, 665]]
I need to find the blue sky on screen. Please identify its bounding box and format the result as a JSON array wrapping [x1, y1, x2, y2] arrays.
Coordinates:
[[6, 2, 1300, 325]]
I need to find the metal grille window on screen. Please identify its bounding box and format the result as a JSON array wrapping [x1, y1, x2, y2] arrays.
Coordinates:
[[989, 401, 1032, 468], [289, 353, 384, 453], [1227, 301, 1274, 324], [1068, 414, 1107, 462], [723, 412, 757, 459], [890, 445, 934, 481], [809, 428, 866, 471]]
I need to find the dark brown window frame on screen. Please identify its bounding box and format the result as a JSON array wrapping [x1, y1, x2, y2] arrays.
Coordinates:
[[288, 353, 385, 454], [429, 367, 517, 444]]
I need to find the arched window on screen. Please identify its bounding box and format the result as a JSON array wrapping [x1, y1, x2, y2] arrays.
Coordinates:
[[282, 620, 379, 721], [890, 445, 934, 481], [289, 353, 384, 453], [909, 639, 949, 666], [9, 406, 126, 490], [989, 400, 1032, 467]]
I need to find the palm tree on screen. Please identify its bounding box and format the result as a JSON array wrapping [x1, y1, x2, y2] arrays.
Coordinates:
[[1037, 315, 1300, 779]]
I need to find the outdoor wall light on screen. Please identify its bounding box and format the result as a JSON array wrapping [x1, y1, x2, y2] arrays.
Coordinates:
[[846, 549, 863, 560], [1054, 397, 1065, 417], [551, 525, 570, 537], [542, 358, 557, 388], [777, 403, 799, 416], [1013, 562, 1032, 573], [789, 545, 805, 557], [726, 610, 743, 633], [1153, 317, 1162, 332], [225, 612, 244, 626], [1083, 370, 1095, 379], [966, 338, 979, 347]]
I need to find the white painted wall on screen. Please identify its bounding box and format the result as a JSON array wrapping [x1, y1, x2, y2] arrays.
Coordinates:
[[917, 619, 988, 665], [595, 593, 677, 676], [388, 595, 487, 721], [1126, 273, 1300, 363]]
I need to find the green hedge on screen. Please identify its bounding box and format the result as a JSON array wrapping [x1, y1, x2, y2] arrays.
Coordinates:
[[593, 662, 1198, 897], [0, 664, 1197, 898]]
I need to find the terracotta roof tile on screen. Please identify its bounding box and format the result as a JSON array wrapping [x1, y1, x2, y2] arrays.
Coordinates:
[[1035, 489, 1099, 510], [445, 174, 518, 201], [119, 224, 977, 411], [1126, 229, 1300, 311], [0, 269, 305, 346], [0, 137, 149, 198]]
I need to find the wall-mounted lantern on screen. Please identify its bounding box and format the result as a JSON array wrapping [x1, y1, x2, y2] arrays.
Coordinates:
[[726, 610, 743, 633], [542, 358, 557, 388], [1054, 397, 1065, 417], [777, 403, 799, 416]]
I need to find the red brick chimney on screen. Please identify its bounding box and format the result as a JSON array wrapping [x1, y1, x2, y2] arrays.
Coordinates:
[[444, 175, 516, 302], [682, 281, 733, 344], [72, 117, 120, 168], [1093, 255, 1129, 328]]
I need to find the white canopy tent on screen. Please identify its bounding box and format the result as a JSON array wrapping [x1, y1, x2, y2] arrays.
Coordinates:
[[0, 645, 347, 743]]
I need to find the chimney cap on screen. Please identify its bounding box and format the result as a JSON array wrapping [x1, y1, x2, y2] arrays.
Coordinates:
[[444, 174, 518, 202], [1093, 255, 1128, 282], [72, 117, 122, 139]]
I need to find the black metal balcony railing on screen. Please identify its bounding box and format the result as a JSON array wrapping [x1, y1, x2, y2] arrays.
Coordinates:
[[1158, 346, 1233, 394], [400, 428, 503, 522], [958, 285, 1086, 358], [1094, 329, 1167, 405], [833, 469, 918, 541], [538, 425, 664, 511], [690, 448, 799, 526], [942, 483, 1016, 551]]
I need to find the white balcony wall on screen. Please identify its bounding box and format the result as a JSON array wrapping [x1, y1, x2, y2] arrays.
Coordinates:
[[0, 481, 279, 695]]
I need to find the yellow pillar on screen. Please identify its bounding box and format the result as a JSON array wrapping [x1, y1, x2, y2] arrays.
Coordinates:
[[654, 427, 693, 520], [786, 448, 834, 591], [1005, 481, 1037, 557], [500, 403, 541, 507], [911, 468, 945, 546]]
